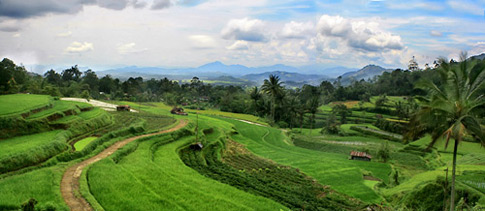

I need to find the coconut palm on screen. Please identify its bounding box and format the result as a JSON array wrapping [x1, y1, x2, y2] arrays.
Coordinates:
[[410, 52, 485, 210], [307, 96, 320, 135], [261, 74, 284, 121], [249, 86, 262, 115]]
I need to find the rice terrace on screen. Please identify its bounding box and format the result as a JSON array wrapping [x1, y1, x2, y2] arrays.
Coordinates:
[[1, 1, 485, 211]]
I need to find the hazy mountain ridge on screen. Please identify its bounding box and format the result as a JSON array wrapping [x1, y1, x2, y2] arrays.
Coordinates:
[[339, 64, 392, 85]]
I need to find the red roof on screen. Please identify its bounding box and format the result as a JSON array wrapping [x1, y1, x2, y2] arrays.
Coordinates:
[[350, 151, 372, 159]]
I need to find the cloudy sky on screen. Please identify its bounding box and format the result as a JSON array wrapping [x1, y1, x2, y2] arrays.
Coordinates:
[[0, 0, 484, 73]]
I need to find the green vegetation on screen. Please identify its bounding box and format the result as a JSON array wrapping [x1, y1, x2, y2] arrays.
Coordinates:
[[407, 54, 485, 209], [0, 55, 484, 210], [180, 139, 364, 210], [0, 130, 64, 157], [74, 137, 98, 151], [218, 117, 391, 203], [87, 127, 286, 210], [0, 94, 51, 116], [0, 165, 68, 210]]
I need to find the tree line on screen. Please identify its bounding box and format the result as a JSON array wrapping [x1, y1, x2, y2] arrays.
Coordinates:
[[2, 57, 481, 129]]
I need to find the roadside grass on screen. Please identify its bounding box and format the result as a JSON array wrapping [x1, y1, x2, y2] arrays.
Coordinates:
[[0, 165, 69, 210], [0, 130, 64, 158], [74, 137, 98, 151], [87, 131, 287, 210], [0, 94, 51, 116]]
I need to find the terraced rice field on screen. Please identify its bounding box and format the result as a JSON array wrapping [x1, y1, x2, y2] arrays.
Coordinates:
[[87, 132, 286, 210], [0, 94, 51, 116], [74, 137, 98, 151], [0, 130, 64, 158]]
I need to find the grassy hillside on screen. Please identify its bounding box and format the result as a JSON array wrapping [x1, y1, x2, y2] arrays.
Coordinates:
[[0, 94, 51, 116], [87, 125, 287, 210]]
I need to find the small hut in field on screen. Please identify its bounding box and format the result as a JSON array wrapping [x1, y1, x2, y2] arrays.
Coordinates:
[[116, 105, 131, 111], [171, 107, 188, 115], [190, 142, 203, 150], [350, 151, 372, 161]]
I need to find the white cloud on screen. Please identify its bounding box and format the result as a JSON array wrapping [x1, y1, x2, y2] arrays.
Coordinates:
[[65, 41, 94, 53], [221, 18, 266, 42], [447, 0, 484, 16], [57, 31, 72, 37], [280, 21, 314, 39], [117, 42, 147, 54], [151, 0, 172, 9], [226, 40, 249, 50], [316, 15, 404, 52], [12, 33, 20, 38], [188, 35, 217, 49], [0, 19, 23, 32], [469, 42, 485, 56], [430, 30, 442, 37]]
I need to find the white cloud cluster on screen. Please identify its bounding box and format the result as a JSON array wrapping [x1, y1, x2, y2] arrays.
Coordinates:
[[430, 30, 442, 37], [188, 35, 217, 49], [65, 41, 94, 53], [280, 21, 314, 39], [117, 42, 147, 54], [221, 18, 266, 42], [316, 15, 404, 52], [226, 40, 249, 50], [57, 31, 72, 37], [151, 0, 172, 9]]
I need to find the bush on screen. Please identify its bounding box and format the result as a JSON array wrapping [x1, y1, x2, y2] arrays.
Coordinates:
[[377, 141, 391, 162]]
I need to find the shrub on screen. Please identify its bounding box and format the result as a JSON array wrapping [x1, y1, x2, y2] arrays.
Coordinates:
[[377, 141, 391, 162]]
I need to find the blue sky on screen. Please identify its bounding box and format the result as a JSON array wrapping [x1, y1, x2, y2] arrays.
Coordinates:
[[0, 0, 484, 73]]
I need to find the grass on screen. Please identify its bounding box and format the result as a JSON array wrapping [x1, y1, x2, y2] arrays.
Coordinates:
[[116, 101, 269, 126], [0, 94, 51, 116], [411, 135, 485, 155], [26, 100, 90, 120], [74, 137, 98, 151], [0, 130, 64, 158], [215, 117, 391, 203], [87, 132, 287, 210], [0, 165, 69, 210], [118, 102, 392, 203]]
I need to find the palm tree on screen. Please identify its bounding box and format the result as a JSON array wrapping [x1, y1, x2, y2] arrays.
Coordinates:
[[261, 74, 284, 122], [307, 96, 320, 135], [409, 52, 485, 210], [249, 86, 262, 115]]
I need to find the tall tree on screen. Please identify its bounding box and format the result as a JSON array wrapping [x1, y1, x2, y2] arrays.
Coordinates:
[[61, 65, 82, 83], [249, 86, 262, 115], [191, 76, 202, 142], [408, 53, 485, 210], [307, 96, 320, 134], [261, 74, 284, 122]]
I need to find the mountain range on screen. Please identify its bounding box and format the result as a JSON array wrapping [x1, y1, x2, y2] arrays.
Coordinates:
[[98, 61, 396, 87]]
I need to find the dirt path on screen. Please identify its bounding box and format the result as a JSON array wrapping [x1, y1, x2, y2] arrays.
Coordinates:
[[61, 120, 188, 211], [61, 97, 138, 112]]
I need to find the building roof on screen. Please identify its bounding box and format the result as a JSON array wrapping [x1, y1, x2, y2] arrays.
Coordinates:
[[350, 151, 372, 159]]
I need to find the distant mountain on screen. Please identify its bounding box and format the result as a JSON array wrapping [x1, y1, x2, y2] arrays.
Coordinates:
[[470, 53, 485, 60], [339, 65, 391, 85], [242, 71, 328, 86], [207, 75, 255, 86], [98, 61, 366, 86], [299, 64, 357, 78]]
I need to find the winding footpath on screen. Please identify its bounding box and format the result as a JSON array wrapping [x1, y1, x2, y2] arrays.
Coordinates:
[[61, 120, 188, 211]]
